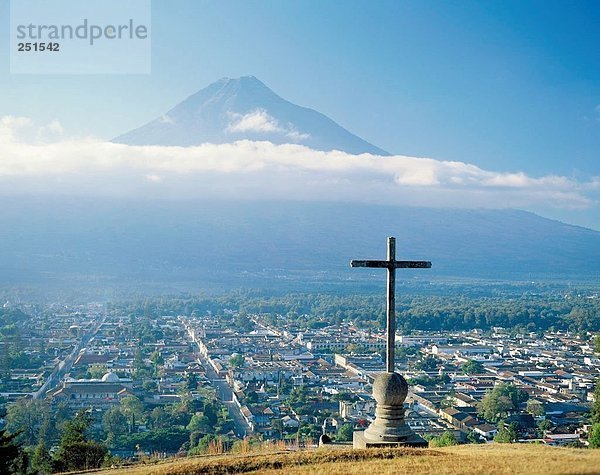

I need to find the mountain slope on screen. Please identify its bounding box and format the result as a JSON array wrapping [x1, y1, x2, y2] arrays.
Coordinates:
[[0, 198, 597, 291], [113, 76, 389, 155]]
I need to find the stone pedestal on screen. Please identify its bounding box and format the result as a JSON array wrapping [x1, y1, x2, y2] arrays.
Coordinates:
[[353, 372, 427, 449]]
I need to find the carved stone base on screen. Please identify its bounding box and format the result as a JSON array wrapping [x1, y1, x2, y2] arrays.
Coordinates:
[[364, 403, 416, 441], [353, 430, 428, 448], [353, 371, 428, 449]]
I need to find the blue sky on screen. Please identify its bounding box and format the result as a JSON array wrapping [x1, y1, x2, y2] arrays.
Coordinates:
[[1, 0, 599, 228]]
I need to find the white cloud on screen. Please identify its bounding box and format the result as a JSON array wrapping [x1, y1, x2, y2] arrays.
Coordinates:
[[1, 116, 33, 128], [145, 174, 162, 182], [285, 128, 311, 141], [37, 119, 64, 142], [227, 109, 310, 141], [228, 109, 279, 133], [0, 116, 597, 214], [159, 114, 175, 124], [0, 116, 33, 142]]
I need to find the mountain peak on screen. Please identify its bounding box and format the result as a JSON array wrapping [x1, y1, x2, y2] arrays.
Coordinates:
[[113, 76, 390, 155], [218, 74, 260, 82], [230, 75, 261, 83], [206, 75, 274, 102], [214, 75, 266, 88]]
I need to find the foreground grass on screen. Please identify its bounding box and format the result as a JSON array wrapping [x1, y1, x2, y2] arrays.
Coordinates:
[[86, 444, 600, 475]]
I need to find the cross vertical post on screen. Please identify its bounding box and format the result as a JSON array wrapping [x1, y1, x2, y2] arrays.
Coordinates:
[[386, 237, 396, 373]]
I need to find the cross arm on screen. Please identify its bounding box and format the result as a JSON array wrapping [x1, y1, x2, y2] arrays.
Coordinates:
[[350, 260, 432, 269], [396, 261, 432, 268], [350, 260, 389, 268]]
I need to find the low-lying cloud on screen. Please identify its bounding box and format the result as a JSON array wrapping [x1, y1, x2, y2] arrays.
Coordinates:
[[0, 116, 597, 213], [227, 109, 310, 141]]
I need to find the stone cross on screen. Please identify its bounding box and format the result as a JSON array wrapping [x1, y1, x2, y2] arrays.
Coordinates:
[[351, 237, 431, 373]]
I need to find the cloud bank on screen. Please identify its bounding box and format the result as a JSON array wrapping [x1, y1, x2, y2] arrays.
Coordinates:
[[0, 116, 597, 212]]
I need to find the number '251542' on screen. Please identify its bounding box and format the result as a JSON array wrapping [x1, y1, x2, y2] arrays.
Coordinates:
[[17, 42, 60, 52]]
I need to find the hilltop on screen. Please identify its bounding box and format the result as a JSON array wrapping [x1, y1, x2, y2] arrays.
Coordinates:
[[88, 445, 599, 475]]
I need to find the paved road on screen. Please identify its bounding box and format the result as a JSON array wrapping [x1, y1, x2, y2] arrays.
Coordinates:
[[34, 313, 106, 399], [184, 323, 251, 438], [199, 356, 250, 438]]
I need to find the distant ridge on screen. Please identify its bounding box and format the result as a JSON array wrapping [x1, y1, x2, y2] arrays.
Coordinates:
[[113, 76, 390, 155], [0, 198, 598, 291]]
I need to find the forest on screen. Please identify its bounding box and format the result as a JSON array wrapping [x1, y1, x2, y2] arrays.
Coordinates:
[[109, 287, 600, 334]]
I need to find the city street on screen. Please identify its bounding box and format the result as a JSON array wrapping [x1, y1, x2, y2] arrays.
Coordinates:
[[186, 326, 251, 438], [34, 314, 106, 398]]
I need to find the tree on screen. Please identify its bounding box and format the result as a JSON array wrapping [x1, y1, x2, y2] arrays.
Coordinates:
[[54, 442, 108, 472], [592, 379, 600, 424], [133, 347, 146, 373], [297, 423, 321, 441], [59, 410, 93, 445], [31, 440, 53, 475], [150, 407, 172, 429], [494, 423, 518, 443], [189, 431, 203, 448], [288, 386, 308, 404], [0, 429, 24, 474], [186, 414, 211, 433], [0, 341, 12, 381], [331, 392, 356, 403], [477, 383, 527, 422], [505, 384, 529, 406], [429, 431, 458, 447], [229, 354, 245, 368], [53, 401, 71, 433], [5, 399, 48, 446], [189, 434, 216, 454], [87, 364, 107, 379], [345, 343, 366, 354], [467, 431, 483, 444], [102, 407, 128, 440], [478, 392, 513, 422], [142, 380, 158, 392], [203, 401, 220, 426], [53, 411, 108, 472], [589, 423, 600, 448], [526, 399, 545, 417], [245, 390, 259, 405], [150, 351, 164, 378], [150, 351, 164, 366], [272, 418, 284, 439], [287, 386, 309, 413], [336, 423, 354, 442], [117, 427, 188, 453], [120, 396, 145, 434], [119, 395, 145, 421], [537, 419, 553, 437], [591, 337, 600, 424], [414, 356, 439, 371], [213, 406, 233, 434], [234, 314, 254, 332], [186, 372, 199, 390], [36, 412, 55, 446], [462, 359, 484, 375]]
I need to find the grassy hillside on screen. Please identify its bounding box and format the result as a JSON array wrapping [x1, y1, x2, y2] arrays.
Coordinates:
[[88, 444, 600, 475]]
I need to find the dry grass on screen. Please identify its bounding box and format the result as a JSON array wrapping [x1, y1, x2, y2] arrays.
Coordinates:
[[85, 444, 600, 475]]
